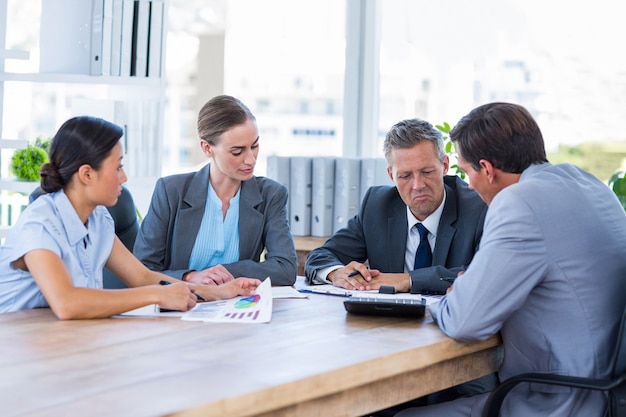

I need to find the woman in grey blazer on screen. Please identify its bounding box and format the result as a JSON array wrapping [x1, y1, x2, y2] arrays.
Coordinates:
[[134, 95, 297, 286]]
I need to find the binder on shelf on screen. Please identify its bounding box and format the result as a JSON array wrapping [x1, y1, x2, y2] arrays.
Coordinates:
[[109, 0, 124, 76], [90, 0, 105, 75], [131, 0, 150, 77], [332, 157, 361, 233], [40, 0, 93, 74], [289, 157, 313, 237], [147, 0, 164, 77], [38, 0, 159, 77], [98, 0, 115, 76], [311, 157, 336, 237], [359, 157, 393, 202], [266, 156, 291, 188], [119, 0, 135, 76], [266, 156, 291, 220]]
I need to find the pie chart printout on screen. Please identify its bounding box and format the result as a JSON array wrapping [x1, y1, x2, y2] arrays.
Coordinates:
[[234, 294, 261, 309]]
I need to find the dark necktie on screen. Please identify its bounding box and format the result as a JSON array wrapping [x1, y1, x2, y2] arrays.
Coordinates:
[[413, 223, 432, 270]]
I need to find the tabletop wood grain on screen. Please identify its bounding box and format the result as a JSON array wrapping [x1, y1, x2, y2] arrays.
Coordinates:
[[0, 290, 502, 417]]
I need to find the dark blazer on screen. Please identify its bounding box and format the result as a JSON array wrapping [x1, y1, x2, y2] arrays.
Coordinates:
[[133, 164, 297, 285], [305, 175, 487, 294]]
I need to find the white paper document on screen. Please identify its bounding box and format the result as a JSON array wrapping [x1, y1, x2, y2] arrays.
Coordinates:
[[271, 286, 308, 299], [118, 304, 184, 317], [294, 282, 442, 305], [295, 283, 376, 297], [181, 278, 273, 323]]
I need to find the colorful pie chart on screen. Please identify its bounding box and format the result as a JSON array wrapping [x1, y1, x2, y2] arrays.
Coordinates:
[[234, 294, 261, 309]]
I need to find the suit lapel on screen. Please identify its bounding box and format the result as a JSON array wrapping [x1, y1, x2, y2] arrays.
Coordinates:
[[433, 182, 458, 265], [178, 164, 211, 264], [238, 178, 264, 258], [387, 198, 408, 272]]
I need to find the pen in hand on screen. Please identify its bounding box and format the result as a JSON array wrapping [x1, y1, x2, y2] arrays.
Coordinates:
[[347, 271, 361, 278], [159, 280, 207, 302], [439, 277, 456, 283]]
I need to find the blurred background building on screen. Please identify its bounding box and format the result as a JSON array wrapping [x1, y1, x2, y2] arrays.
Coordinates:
[[2, 0, 626, 214]]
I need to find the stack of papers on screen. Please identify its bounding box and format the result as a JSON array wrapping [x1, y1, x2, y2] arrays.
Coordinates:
[[120, 278, 288, 322], [294, 283, 443, 305], [182, 278, 273, 323]]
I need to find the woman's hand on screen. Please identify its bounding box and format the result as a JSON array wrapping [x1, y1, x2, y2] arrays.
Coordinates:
[[198, 278, 261, 301], [183, 265, 235, 285], [157, 281, 197, 311]]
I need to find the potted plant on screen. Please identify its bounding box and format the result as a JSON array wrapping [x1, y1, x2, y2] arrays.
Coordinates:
[[608, 171, 626, 211], [436, 121, 465, 179], [10, 136, 51, 182]]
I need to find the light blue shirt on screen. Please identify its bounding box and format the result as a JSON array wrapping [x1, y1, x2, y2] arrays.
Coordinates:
[[188, 182, 240, 271], [0, 190, 115, 313]]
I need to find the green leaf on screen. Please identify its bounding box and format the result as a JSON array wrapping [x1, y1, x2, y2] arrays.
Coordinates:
[[435, 122, 451, 134], [609, 171, 626, 211], [34, 136, 52, 154]]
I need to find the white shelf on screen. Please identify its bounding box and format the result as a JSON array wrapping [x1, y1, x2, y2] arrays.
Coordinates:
[[0, 138, 28, 148], [0, 71, 164, 87], [0, 179, 39, 194], [0, 225, 11, 239], [0, 0, 168, 197], [0, 49, 29, 60]]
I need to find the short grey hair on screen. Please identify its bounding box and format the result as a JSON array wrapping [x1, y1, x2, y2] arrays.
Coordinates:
[[383, 118, 445, 165]]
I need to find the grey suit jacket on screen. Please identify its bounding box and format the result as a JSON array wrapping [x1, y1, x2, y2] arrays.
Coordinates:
[[133, 164, 297, 285], [305, 175, 487, 294], [426, 163, 626, 417]]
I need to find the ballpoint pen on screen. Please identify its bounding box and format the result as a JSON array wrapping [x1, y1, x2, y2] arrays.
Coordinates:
[[297, 288, 352, 298], [439, 277, 456, 283], [159, 280, 208, 301]]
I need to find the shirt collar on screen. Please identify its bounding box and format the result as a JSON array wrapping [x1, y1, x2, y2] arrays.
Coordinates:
[[520, 162, 552, 181], [52, 189, 89, 246]]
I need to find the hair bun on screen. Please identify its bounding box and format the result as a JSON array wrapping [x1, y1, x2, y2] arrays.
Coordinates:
[[39, 162, 63, 193]]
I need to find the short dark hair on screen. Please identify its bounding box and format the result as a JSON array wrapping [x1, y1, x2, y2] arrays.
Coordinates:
[[450, 102, 548, 173], [197, 95, 256, 145], [383, 118, 445, 166], [40, 116, 123, 193]]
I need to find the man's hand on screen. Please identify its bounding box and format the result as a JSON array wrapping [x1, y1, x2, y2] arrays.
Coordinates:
[[328, 261, 379, 291], [328, 263, 411, 293], [369, 273, 411, 293], [446, 270, 463, 294]]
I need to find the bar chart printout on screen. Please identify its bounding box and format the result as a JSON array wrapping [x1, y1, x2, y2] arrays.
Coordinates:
[[181, 278, 273, 323]]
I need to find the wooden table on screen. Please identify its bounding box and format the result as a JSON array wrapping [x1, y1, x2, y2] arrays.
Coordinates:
[[293, 235, 328, 276], [0, 290, 502, 417]]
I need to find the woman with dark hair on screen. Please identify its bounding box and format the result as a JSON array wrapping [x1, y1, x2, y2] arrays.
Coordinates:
[[134, 95, 297, 286], [0, 116, 259, 319]]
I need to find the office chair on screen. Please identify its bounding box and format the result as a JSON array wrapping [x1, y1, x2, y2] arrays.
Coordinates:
[[481, 306, 626, 417], [28, 185, 139, 289]]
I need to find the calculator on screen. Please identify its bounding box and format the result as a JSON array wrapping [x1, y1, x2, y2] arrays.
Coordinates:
[[343, 296, 426, 318]]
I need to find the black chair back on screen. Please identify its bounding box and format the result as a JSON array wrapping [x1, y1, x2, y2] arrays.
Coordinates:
[[612, 307, 626, 379], [609, 307, 626, 416], [482, 305, 626, 417]]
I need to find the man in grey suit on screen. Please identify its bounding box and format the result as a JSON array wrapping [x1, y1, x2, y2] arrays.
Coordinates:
[[305, 118, 487, 295], [396, 102, 626, 417]]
